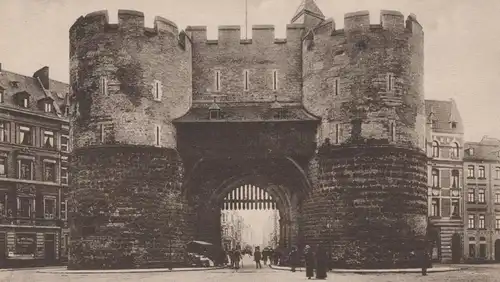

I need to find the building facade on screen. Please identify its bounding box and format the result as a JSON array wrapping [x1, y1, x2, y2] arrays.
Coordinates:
[[425, 99, 464, 263], [69, 0, 429, 269], [0, 64, 70, 267], [463, 136, 500, 262], [220, 211, 244, 250]]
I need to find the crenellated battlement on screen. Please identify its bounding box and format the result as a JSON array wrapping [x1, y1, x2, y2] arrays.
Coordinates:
[[70, 10, 182, 40], [185, 23, 304, 45], [310, 10, 423, 38]]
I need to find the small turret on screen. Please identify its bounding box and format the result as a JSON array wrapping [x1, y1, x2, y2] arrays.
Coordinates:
[[291, 0, 325, 31]]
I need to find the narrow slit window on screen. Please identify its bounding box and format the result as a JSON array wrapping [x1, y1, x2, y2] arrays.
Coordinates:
[[334, 78, 339, 96], [215, 71, 221, 92], [390, 122, 396, 141], [244, 70, 249, 91], [100, 124, 105, 143], [272, 70, 278, 91], [153, 80, 162, 101], [100, 77, 108, 96], [44, 102, 52, 113], [387, 74, 394, 92], [335, 124, 340, 144], [155, 125, 160, 146]]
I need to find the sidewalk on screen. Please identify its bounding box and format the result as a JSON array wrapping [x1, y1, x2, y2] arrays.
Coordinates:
[[0, 266, 64, 272], [269, 264, 461, 274], [36, 266, 226, 274]]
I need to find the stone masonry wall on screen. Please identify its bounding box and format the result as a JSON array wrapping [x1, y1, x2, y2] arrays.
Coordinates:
[[302, 144, 428, 268], [70, 10, 192, 149], [68, 146, 194, 269], [302, 11, 426, 151], [187, 24, 304, 104]]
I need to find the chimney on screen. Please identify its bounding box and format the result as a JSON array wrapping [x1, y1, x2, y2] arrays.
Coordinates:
[[33, 66, 50, 89]]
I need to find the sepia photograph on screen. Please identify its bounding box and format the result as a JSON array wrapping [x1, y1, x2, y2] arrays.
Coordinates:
[[0, 0, 499, 281]]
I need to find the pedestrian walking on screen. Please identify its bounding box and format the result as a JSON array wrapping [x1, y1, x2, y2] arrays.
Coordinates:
[[288, 246, 299, 272], [273, 248, 280, 265], [268, 248, 274, 265], [418, 246, 429, 276], [254, 246, 262, 269], [233, 248, 242, 270], [315, 244, 328, 279], [228, 249, 234, 268], [304, 245, 315, 279], [262, 248, 268, 265]]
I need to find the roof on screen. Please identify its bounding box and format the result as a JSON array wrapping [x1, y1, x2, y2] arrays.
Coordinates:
[[0, 69, 70, 119], [464, 136, 500, 162], [174, 104, 320, 123], [291, 0, 325, 23], [425, 99, 463, 134]]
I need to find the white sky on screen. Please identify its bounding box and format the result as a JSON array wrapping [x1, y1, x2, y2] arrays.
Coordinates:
[[1, 0, 499, 141]]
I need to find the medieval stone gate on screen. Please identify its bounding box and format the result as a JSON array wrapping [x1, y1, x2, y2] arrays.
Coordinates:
[[67, 0, 429, 270], [176, 121, 317, 250]]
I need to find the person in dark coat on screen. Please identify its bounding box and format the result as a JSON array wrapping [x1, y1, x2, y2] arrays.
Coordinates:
[[262, 248, 268, 265], [228, 249, 234, 268], [254, 246, 262, 269], [268, 248, 274, 265], [304, 245, 315, 279], [418, 247, 429, 276], [233, 248, 242, 270], [289, 246, 299, 272], [315, 244, 328, 279], [273, 248, 280, 265]]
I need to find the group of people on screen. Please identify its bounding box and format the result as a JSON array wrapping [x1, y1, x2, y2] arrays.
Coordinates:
[[253, 244, 328, 279], [231, 243, 429, 278], [253, 246, 281, 266], [225, 247, 243, 269], [300, 245, 329, 280]]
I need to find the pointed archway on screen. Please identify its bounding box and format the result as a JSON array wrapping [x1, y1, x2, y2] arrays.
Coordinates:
[[209, 173, 298, 249]]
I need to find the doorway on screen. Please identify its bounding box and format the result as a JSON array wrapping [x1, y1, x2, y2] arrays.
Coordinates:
[[0, 233, 5, 268], [451, 233, 462, 263], [495, 239, 500, 262], [44, 234, 55, 263]]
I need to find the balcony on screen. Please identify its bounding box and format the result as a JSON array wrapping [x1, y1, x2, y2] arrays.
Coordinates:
[[0, 215, 62, 228]]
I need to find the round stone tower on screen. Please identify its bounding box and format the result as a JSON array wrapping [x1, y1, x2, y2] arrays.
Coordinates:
[[301, 11, 428, 268], [68, 10, 193, 269]]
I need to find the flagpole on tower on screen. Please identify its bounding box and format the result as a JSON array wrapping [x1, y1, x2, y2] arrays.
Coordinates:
[[245, 0, 248, 40]]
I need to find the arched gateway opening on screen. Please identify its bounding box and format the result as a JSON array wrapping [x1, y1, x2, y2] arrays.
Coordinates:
[[183, 158, 308, 252], [219, 185, 282, 251], [175, 118, 318, 254]]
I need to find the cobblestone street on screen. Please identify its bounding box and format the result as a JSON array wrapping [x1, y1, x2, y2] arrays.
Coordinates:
[[0, 256, 499, 282]]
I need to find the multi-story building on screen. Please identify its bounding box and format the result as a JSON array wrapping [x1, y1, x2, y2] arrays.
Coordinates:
[[425, 98, 464, 263], [220, 211, 244, 250], [463, 136, 500, 262], [0, 64, 70, 267]]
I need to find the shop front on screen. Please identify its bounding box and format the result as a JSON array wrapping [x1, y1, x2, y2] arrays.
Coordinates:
[[0, 229, 60, 268]]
